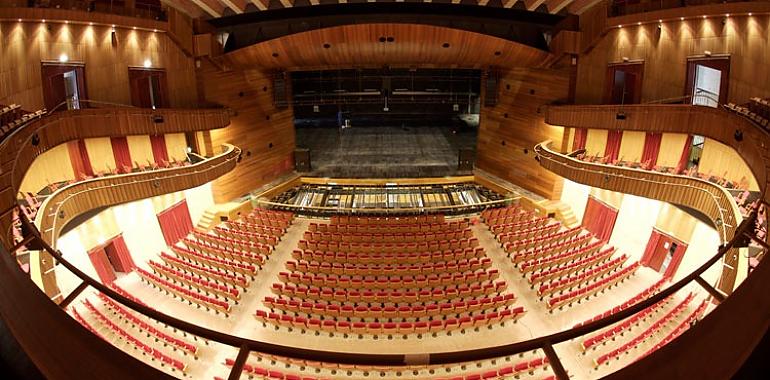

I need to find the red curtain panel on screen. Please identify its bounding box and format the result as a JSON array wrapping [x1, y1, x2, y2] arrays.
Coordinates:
[[641, 132, 662, 167], [640, 229, 662, 266], [573, 128, 588, 151], [582, 197, 619, 242], [110, 137, 132, 173], [67, 139, 94, 179], [156, 200, 194, 246], [676, 135, 694, 174], [604, 130, 623, 162], [88, 247, 116, 285], [150, 135, 169, 165], [109, 234, 136, 272]]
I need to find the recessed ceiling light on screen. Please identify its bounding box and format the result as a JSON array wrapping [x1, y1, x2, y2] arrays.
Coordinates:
[[680, 17, 685, 21], [17, 18, 21, 22], [618, 25, 622, 29], [637, 22, 641, 26], [703, 15, 707, 19]]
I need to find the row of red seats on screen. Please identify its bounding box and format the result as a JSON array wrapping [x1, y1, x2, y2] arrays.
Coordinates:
[[594, 294, 695, 367], [291, 247, 486, 264], [490, 216, 550, 235], [308, 220, 469, 234], [278, 268, 500, 290], [111, 283, 148, 306], [160, 251, 250, 288], [513, 234, 592, 265], [96, 293, 198, 355], [270, 281, 506, 303], [538, 254, 628, 297], [528, 247, 616, 285], [503, 226, 583, 254], [222, 355, 549, 380], [243, 213, 291, 230], [149, 260, 241, 301], [81, 300, 187, 372], [480, 205, 524, 222], [184, 236, 267, 266], [581, 293, 676, 352], [285, 257, 493, 276], [302, 229, 473, 243], [574, 279, 668, 328], [262, 294, 517, 320], [189, 231, 272, 258], [171, 246, 258, 276], [255, 307, 524, 335], [547, 263, 640, 310], [635, 299, 708, 362], [484, 210, 539, 228], [249, 207, 294, 221], [519, 241, 605, 273], [298, 238, 480, 254], [213, 226, 279, 246], [225, 220, 284, 237], [71, 307, 106, 339], [137, 267, 231, 314], [330, 214, 444, 225], [496, 223, 561, 244]]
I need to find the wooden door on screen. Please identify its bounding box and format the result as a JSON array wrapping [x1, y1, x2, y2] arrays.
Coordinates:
[[129, 68, 168, 108], [41, 64, 87, 111], [685, 57, 730, 105], [604, 63, 644, 104]]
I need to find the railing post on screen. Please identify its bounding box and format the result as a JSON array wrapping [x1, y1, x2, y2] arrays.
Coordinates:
[[58, 281, 89, 309], [542, 342, 569, 380], [228, 343, 251, 380]]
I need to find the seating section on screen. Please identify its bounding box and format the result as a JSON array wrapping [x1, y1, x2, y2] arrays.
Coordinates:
[[727, 99, 770, 129], [1, 104, 45, 138], [591, 294, 709, 368], [483, 205, 641, 311], [574, 278, 668, 328], [135, 207, 293, 315], [71, 297, 190, 374], [220, 350, 553, 380], [257, 214, 526, 336]]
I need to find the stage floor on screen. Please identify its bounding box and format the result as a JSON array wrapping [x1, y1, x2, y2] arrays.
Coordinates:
[[296, 126, 477, 178]]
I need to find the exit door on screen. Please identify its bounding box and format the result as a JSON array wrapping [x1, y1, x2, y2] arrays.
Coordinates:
[[604, 63, 644, 104], [41, 64, 87, 111]]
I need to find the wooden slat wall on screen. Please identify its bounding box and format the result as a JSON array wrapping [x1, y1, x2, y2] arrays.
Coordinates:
[[658, 132, 688, 167], [223, 23, 552, 72], [20, 143, 74, 194], [85, 137, 117, 174], [699, 138, 760, 191], [585, 128, 608, 156], [0, 20, 197, 110], [576, 14, 770, 104], [476, 68, 571, 200], [618, 130, 645, 162], [197, 60, 295, 203], [165, 132, 188, 161]]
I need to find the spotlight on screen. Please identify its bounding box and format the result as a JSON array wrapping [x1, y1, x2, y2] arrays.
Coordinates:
[[637, 22, 641, 26], [41, 19, 45, 23], [143, 59, 152, 68], [17, 18, 21, 22], [58, 53, 69, 63], [680, 17, 685, 21], [618, 25, 622, 29]]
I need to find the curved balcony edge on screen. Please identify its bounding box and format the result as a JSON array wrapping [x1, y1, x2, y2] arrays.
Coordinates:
[[534, 140, 742, 293], [33, 144, 240, 300]]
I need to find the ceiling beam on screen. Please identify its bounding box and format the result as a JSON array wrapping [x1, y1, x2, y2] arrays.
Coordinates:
[[546, 0, 572, 13], [453, 0, 463, 4], [191, 0, 226, 17], [310, 0, 320, 4], [250, 0, 269, 10], [524, 0, 546, 11], [279, 0, 294, 7], [161, 0, 206, 18], [220, 0, 248, 13], [503, 0, 517, 7], [567, 0, 604, 14], [477, 0, 489, 5]]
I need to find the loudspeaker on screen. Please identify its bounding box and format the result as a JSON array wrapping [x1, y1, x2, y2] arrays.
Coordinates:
[[483, 70, 499, 107], [295, 148, 311, 172], [273, 72, 288, 108], [458, 148, 475, 170]]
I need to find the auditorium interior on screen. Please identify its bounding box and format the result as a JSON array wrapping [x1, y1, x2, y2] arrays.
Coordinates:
[[1, 1, 770, 379]]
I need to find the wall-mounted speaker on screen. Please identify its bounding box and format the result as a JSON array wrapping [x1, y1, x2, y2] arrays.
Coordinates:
[[295, 148, 311, 172], [483, 70, 499, 107], [458, 148, 475, 171], [273, 72, 288, 108]]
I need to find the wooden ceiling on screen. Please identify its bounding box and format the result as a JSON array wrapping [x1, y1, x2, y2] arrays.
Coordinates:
[[161, 0, 603, 19], [222, 23, 553, 71]]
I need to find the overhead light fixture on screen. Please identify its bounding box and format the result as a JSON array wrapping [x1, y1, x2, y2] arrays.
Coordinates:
[[64, 20, 69, 24], [618, 25, 622, 29], [680, 17, 685, 21], [58, 53, 69, 63], [41, 19, 45, 23], [17, 18, 21, 22], [748, 12, 752, 16], [143, 59, 152, 68], [89, 22, 93, 26], [637, 22, 641, 26], [704, 50, 712, 56], [703, 15, 707, 19]]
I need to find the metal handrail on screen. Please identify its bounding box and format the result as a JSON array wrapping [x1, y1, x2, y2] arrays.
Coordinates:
[[254, 197, 516, 214]]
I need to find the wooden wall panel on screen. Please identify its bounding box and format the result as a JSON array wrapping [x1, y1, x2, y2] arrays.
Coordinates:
[[655, 202, 697, 243], [658, 133, 688, 167], [584, 128, 608, 156], [126, 135, 154, 166], [576, 15, 770, 104], [700, 138, 759, 190], [0, 20, 197, 110], [476, 68, 570, 200], [197, 61, 295, 203], [165, 133, 188, 161], [84, 137, 117, 173], [20, 143, 74, 194], [618, 130, 645, 162]]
